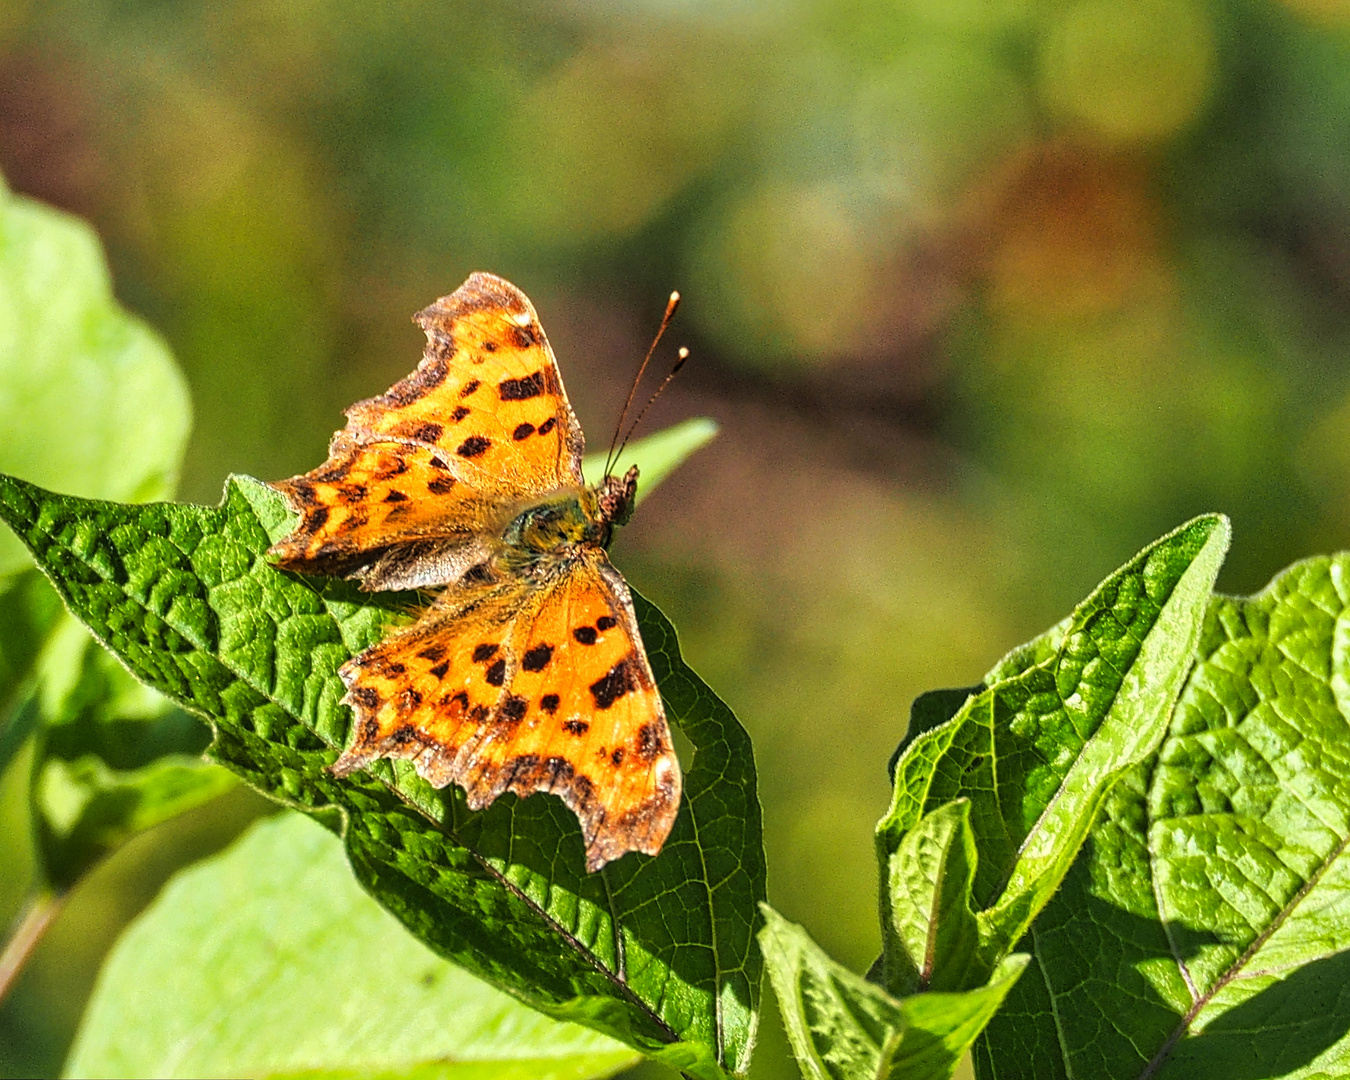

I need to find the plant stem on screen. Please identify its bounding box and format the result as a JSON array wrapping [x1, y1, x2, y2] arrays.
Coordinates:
[[0, 889, 63, 1006]]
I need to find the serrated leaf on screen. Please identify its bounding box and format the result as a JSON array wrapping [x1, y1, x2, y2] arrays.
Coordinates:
[[0, 172, 190, 577], [975, 553, 1350, 1079], [30, 616, 235, 889], [876, 516, 1229, 995], [66, 810, 639, 1080], [760, 904, 1027, 1080], [0, 468, 765, 1079]]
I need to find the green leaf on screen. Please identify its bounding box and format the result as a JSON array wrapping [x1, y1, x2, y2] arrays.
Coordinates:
[[581, 416, 719, 504], [0, 173, 191, 577], [66, 810, 640, 1080], [876, 515, 1229, 995], [881, 799, 980, 995], [0, 468, 765, 1079], [30, 614, 235, 889], [0, 172, 201, 895], [975, 552, 1350, 1079], [0, 569, 63, 771], [759, 904, 1027, 1080]]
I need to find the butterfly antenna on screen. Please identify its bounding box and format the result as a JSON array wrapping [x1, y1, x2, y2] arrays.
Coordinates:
[[611, 347, 689, 469], [605, 290, 681, 477]]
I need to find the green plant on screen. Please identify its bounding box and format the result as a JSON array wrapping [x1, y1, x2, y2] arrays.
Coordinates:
[[4, 181, 1350, 1080]]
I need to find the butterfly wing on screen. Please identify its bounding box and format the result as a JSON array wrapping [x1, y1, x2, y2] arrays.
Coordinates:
[[269, 272, 586, 587], [336, 548, 681, 872]]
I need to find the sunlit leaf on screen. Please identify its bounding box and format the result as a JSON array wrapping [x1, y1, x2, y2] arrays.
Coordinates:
[[760, 904, 1026, 1080], [877, 515, 1229, 994], [975, 553, 1350, 1079], [0, 436, 764, 1078], [67, 811, 639, 1080]]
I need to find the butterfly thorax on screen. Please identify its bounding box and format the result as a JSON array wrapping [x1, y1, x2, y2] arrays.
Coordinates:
[[497, 466, 638, 578]]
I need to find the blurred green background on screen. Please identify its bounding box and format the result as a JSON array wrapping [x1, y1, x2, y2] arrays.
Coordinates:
[[3, 0, 1350, 1076]]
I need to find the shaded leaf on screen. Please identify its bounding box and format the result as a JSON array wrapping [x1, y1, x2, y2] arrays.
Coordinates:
[[877, 515, 1229, 994], [0, 569, 62, 772], [30, 615, 234, 889], [66, 811, 639, 1080], [0, 462, 764, 1079], [760, 904, 1026, 1080], [0, 172, 205, 899], [975, 553, 1350, 1079]]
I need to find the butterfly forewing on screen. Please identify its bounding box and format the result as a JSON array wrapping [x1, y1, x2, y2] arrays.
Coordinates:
[[347, 273, 585, 492], [270, 273, 585, 585]]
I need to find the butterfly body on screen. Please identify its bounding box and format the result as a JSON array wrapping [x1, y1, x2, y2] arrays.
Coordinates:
[[269, 273, 680, 872], [497, 469, 634, 580]]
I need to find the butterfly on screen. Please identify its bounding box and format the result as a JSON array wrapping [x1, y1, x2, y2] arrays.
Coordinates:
[[268, 272, 681, 872]]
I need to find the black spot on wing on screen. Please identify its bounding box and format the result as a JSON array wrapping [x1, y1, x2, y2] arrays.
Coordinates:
[[451, 406, 470, 422], [537, 417, 557, 436], [460, 379, 480, 398], [472, 643, 498, 662], [573, 626, 597, 645], [522, 644, 554, 672], [510, 324, 539, 350], [498, 371, 545, 401], [409, 422, 443, 444], [418, 645, 446, 661], [372, 457, 409, 480], [429, 662, 449, 679], [563, 718, 589, 735], [540, 693, 560, 714], [596, 615, 617, 631], [590, 657, 637, 710], [513, 422, 535, 441], [498, 695, 527, 723], [485, 659, 507, 687], [457, 435, 491, 458], [636, 722, 665, 762], [384, 489, 409, 503], [349, 686, 379, 709], [428, 475, 457, 495]]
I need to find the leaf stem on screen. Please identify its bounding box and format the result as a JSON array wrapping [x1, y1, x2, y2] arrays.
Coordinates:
[[0, 888, 64, 1006]]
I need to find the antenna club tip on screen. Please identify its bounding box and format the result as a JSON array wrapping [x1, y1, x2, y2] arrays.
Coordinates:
[[669, 291, 680, 302], [677, 346, 690, 359]]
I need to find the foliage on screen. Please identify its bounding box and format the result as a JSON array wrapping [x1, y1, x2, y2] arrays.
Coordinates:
[[6, 103, 1350, 1076], [0, 173, 224, 905], [973, 553, 1350, 1078], [67, 811, 640, 1080], [0, 466, 763, 1080]]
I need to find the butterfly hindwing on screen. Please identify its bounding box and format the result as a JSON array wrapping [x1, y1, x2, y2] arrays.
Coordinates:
[[335, 550, 680, 872], [269, 439, 498, 585]]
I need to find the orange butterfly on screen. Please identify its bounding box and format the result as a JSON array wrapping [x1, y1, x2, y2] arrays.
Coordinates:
[[268, 272, 681, 871]]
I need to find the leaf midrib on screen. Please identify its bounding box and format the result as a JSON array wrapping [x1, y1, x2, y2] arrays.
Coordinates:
[[1138, 794, 1350, 1077]]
